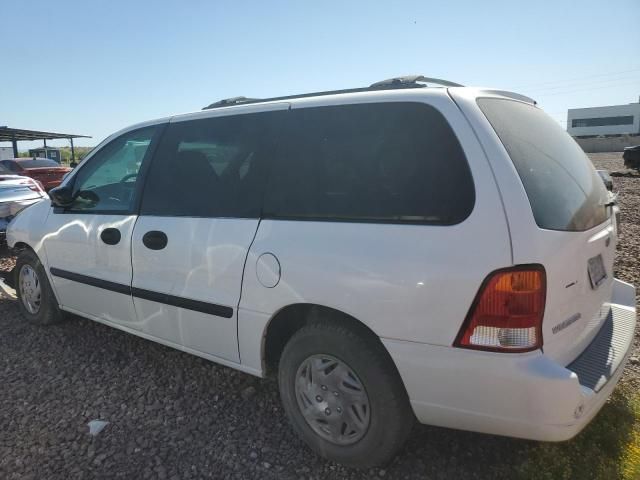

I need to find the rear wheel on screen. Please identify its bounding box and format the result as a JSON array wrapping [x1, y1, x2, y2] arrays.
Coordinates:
[[278, 319, 414, 467], [15, 249, 65, 325]]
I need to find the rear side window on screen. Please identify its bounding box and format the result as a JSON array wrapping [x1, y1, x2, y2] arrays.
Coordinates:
[[2, 161, 21, 172], [141, 110, 285, 218], [264, 102, 474, 224], [478, 98, 609, 231]]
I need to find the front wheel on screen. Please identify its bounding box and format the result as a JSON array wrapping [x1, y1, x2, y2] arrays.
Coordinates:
[[15, 249, 65, 325], [278, 320, 414, 467]]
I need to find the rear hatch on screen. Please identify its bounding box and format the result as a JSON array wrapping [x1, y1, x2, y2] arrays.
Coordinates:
[[477, 97, 615, 365]]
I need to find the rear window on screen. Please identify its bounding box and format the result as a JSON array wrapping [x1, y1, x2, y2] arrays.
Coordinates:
[[19, 159, 61, 168], [478, 98, 609, 231], [264, 102, 474, 224]]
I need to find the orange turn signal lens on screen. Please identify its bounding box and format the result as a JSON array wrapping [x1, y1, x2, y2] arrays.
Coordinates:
[[454, 265, 546, 352]]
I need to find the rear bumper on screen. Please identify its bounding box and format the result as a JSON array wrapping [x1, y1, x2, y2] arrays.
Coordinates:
[[383, 278, 636, 442]]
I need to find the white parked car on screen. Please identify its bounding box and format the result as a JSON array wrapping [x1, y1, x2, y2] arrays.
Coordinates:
[[7, 76, 636, 467], [0, 165, 47, 240]]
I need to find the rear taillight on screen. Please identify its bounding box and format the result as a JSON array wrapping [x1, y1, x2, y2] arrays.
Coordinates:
[[454, 265, 546, 352]]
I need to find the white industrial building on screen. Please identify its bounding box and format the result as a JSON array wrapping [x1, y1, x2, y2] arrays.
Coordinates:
[[567, 99, 640, 137]]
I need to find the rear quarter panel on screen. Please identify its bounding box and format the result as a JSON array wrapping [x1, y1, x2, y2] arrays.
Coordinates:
[[237, 89, 512, 372], [449, 88, 620, 365]]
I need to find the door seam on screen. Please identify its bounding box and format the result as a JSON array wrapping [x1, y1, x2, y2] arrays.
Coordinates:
[[129, 214, 141, 321], [236, 217, 263, 365]]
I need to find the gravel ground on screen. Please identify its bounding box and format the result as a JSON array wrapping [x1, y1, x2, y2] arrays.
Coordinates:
[[0, 152, 638, 480], [596, 153, 640, 389]]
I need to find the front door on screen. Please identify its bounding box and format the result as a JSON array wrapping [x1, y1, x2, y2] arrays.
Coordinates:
[[131, 106, 287, 362], [43, 125, 161, 329]]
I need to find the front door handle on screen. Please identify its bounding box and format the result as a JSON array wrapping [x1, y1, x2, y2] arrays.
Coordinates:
[[100, 228, 121, 245], [142, 230, 168, 250]]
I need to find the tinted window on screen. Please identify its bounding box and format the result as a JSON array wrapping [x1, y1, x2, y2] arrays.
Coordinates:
[[141, 110, 285, 218], [571, 116, 634, 128], [264, 102, 474, 224], [68, 126, 158, 212], [2, 161, 20, 172], [18, 159, 61, 168], [478, 98, 609, 231]]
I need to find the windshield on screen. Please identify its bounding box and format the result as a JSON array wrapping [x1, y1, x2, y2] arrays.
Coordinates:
[[478, 98, 610, 231], [19, 158, 62, 168]]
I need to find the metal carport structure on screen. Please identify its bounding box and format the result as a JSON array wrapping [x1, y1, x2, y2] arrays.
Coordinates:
[[0, 126, 91, 162]]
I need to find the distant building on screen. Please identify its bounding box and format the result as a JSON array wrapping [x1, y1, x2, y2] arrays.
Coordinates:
[[567, 98, 640, 137], [0, 146, 13, 161], [28, 146, 62, 163]]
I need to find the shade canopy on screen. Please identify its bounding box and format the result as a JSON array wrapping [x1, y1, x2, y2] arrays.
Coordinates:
[[0, 126, 90, 142]]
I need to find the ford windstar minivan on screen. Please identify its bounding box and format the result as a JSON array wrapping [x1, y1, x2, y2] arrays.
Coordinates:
[[7, 76, 636, 467]]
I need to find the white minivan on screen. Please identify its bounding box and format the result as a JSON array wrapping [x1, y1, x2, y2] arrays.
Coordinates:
[[7, 76, 636, 467]]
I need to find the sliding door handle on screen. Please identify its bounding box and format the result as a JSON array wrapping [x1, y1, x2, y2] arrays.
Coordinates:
[[142, 230, 168, 250]]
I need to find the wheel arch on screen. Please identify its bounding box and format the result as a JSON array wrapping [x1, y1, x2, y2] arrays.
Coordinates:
[[262, 303, 400, 379], [12, 241, 33, 252], [12, 240, 60, 306]]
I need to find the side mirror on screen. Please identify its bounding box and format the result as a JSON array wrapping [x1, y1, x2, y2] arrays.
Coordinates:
[[596, 170, 613, 192], [49, 185, 76, 207]]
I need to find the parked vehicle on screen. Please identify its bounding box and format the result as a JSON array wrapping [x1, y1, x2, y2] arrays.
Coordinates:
[[596, 170, 621, 230], [7, 76, 636, 467], [596, 169, 614, 192], [0, 165, 46, 239], [0, 158, 71, 191], [623, 145, 640, 169]]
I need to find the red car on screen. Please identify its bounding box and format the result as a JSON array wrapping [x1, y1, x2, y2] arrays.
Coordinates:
[[1, 158, 72, 191]]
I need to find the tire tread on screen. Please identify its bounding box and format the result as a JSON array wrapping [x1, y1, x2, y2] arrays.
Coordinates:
[[279, 316, 414, 467]]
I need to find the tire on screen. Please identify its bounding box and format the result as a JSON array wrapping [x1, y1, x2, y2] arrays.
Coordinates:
[[15, 249, 65, 325], [278, 319, 414, 467]]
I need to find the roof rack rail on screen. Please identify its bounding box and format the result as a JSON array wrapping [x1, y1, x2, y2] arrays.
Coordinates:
[[370, 75, 464, 89], [201, 75, 464, 111], [203, 96, 261, 110]]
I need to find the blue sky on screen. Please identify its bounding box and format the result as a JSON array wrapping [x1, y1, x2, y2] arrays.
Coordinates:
[[2, 0, 639, 149]]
